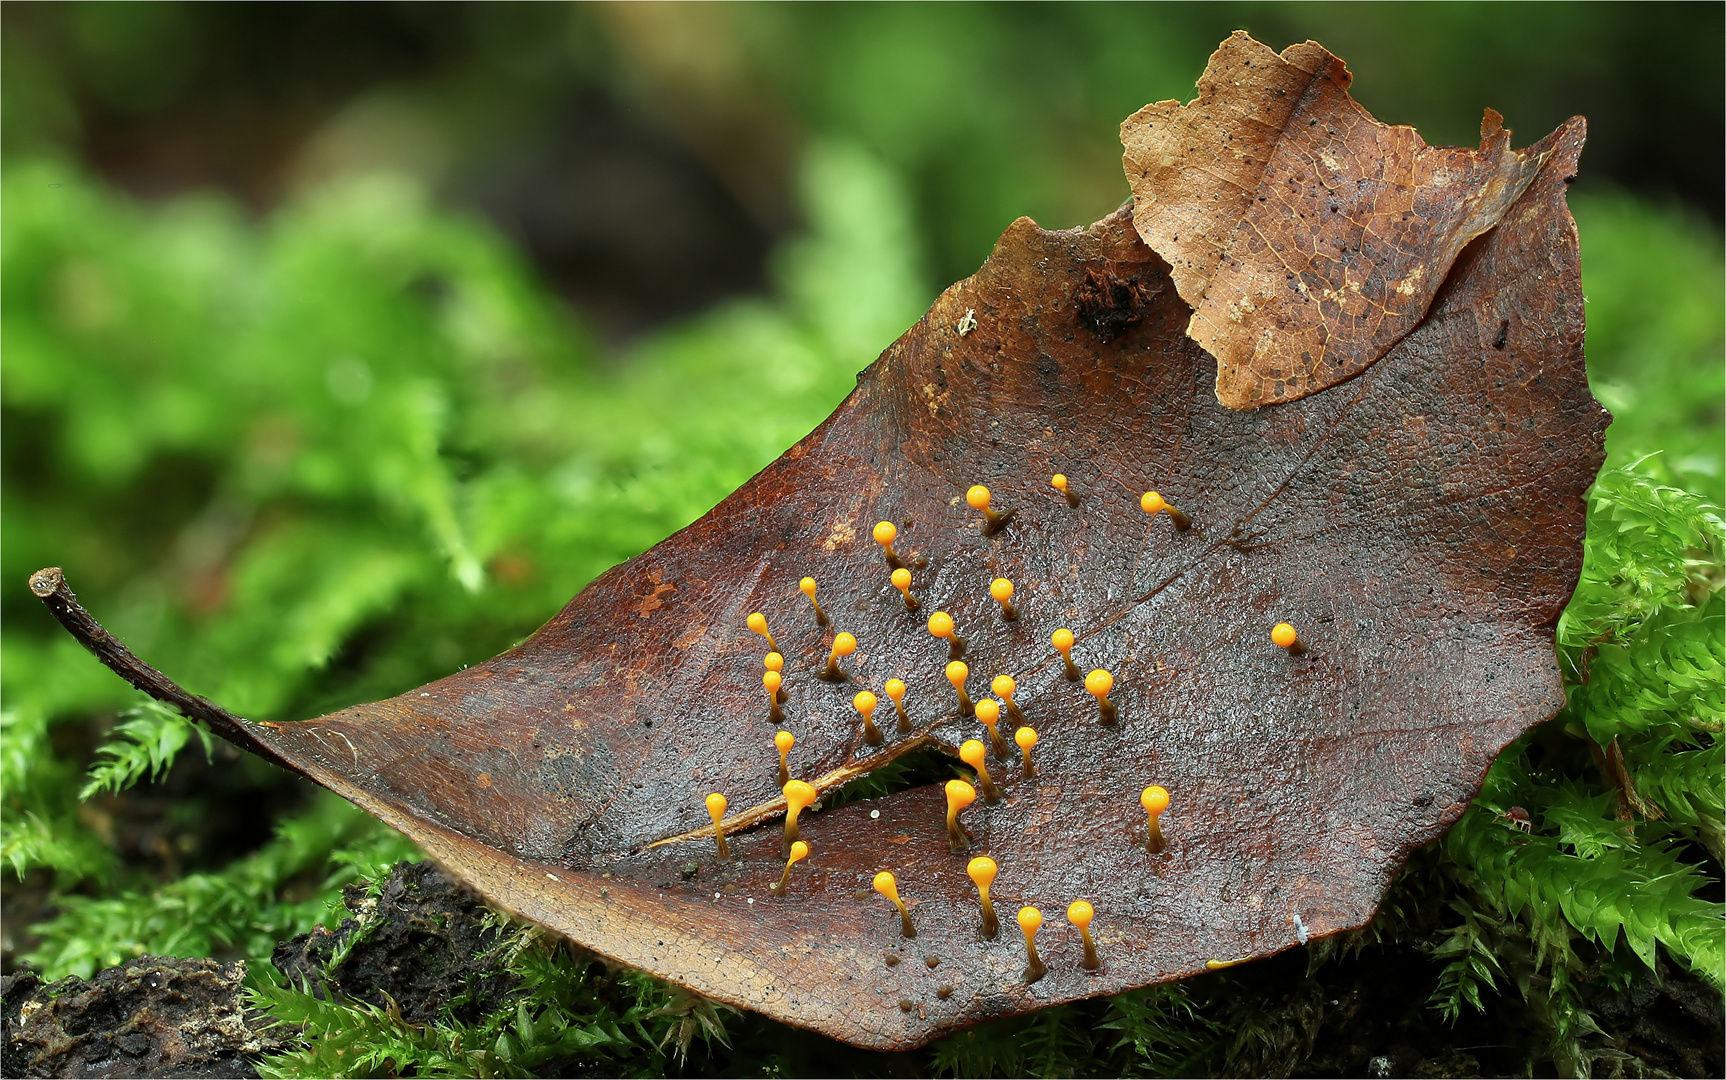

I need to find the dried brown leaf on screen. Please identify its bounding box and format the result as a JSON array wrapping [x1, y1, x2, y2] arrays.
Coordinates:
[[34, 37, 1605, 1051], [1123, 31, 1556, 409]]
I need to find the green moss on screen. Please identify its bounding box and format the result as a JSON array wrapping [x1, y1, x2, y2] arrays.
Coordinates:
[[2, 139, 1719, 1076]]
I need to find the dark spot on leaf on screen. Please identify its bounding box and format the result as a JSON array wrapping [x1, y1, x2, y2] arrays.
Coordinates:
[[1073, 269, 1161, 343]]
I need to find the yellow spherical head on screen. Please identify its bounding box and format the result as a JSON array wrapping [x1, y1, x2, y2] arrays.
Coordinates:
[[764, 652, 784, 672], [1051, 474, 1068, 492], [706, 793, 727, 822], [774, 730, 795, 754], [1141, 785, 1170, 815], [763, 671, 782, 694], [974, 698, 1001, 725], [1085, 668, 1114, 699], [883, 678, 907, 703], [872, 871, 899, 902], [1051, 628, 1074, 652], [991, 674, 1016, 699], [832, 632, 857, 657], [990, 578, 1014, 603], [1017, 906, 1043, 936], [891, 567, 912, 591], [747, 612, 769, 635], [787, 841, 809, 865], [1015, 726, 1038, 751], [944, 779, 977, 812], [928, 611, 955, 639], [966, 485, 992, 511], [1067, 900, 1095, 929], [1271, 622, 1299, 648], [800, 577, 818, 598], [873, 521, 897, 546], [945, 660, 969, 689], [783, 780, 817, 814], [967, 856, 997, 889], [959, 739, 986, 771], [853, 691, 878, 716], [1140, 491, 1167, 515]]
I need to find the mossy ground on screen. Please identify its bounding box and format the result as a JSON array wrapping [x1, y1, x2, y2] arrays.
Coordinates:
[[2, 55, 1720, 1075]]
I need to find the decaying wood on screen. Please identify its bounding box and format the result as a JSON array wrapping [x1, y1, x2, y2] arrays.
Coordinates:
[[33, 34, 1604, 1050], [1, 957, 289, 1077]]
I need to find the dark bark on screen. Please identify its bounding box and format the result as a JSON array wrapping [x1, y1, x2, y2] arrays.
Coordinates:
[[271, 861, 518, 1026], [0, 957, 287, 1079]]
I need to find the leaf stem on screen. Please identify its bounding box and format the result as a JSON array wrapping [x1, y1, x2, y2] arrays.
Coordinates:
[[28, 566, 290, 770]]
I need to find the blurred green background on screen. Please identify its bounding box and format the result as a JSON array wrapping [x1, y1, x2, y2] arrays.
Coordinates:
[[7, 2, 1723, 333], [2, 0, 1720, 1030]]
